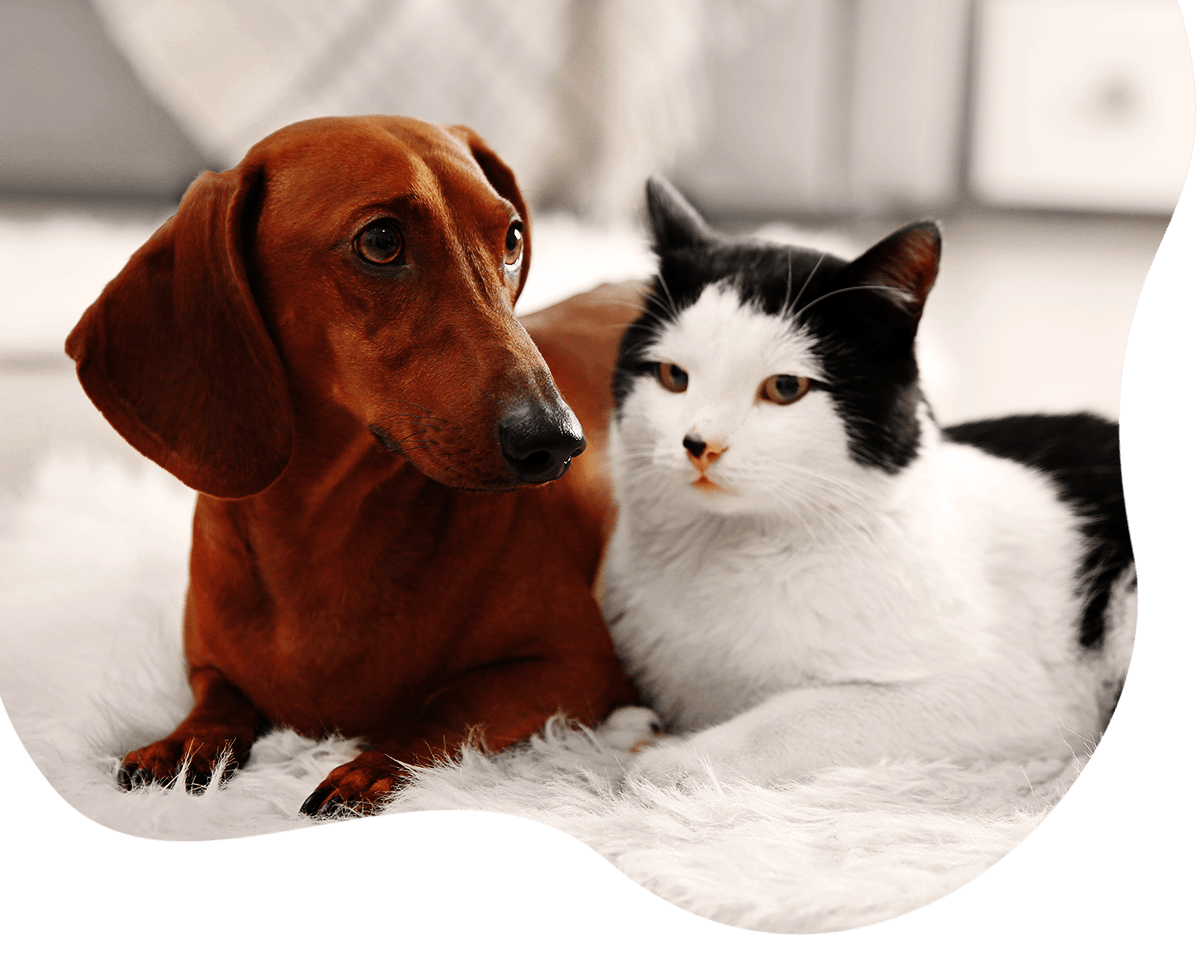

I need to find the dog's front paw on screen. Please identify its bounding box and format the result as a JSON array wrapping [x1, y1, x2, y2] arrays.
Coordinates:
[[300, 750, 404, 818], [117, 733, 247, 793]]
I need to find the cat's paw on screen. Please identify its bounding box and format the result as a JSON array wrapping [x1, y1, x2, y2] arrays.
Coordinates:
[[596, 706, 665, 753], [624, 738, 719, 788]]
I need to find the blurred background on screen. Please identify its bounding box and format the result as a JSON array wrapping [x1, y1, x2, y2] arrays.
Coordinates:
[[0, 0, 1193, 496]]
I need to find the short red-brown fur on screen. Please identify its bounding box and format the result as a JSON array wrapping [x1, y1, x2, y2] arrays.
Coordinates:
[[66, 115, 643, 815]]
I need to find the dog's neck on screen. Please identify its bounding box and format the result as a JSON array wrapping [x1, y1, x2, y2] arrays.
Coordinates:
[[191, 395, 428, 549]]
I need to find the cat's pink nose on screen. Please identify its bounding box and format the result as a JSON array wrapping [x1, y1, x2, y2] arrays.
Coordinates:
[[683, 432, 727, 469]]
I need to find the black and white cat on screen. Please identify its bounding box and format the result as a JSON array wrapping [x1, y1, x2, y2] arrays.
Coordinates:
[[599, 177, 1135, 785]]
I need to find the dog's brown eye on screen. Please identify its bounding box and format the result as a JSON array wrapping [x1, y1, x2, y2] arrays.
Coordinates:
[[504, 222, 524, 267], [355, 220, 404, 265], [761, 374, 809, 405], [657, 362, 688, 393]]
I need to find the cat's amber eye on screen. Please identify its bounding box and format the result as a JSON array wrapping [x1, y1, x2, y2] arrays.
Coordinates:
[[761, 374, 809, 405], [657, 362, 689, 393]]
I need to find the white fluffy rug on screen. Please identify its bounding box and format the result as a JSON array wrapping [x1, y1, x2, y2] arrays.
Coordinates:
[[1, 452, 1095, 934]]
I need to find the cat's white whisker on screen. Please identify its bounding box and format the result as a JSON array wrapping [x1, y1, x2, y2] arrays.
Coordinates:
[[658, 270, 680, 315], [762, 478, 892, 565], [769, 462, 900, 534], [636, 307, 678, 333], [794, 282, 913, 321], [785, 249, 828, 320]]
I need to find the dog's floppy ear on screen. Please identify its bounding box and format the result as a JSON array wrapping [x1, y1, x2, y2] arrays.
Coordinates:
[[65, 167, 293, 499], [446, 124, 532, 301]]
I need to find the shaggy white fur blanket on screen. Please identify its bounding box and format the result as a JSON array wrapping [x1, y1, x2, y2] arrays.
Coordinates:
[[0, 453, 1109, 936]]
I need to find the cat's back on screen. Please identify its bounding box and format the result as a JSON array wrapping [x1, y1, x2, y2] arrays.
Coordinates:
[[943, 412, 1132, 650]]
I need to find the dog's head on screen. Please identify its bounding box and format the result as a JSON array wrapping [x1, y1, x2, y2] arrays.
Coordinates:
[[66, 116, 584, 497]]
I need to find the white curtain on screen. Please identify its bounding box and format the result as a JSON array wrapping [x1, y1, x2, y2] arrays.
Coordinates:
[[91, 0, 771, 221]]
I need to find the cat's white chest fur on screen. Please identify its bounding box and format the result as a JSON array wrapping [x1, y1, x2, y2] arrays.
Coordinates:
[[601, 434, 1089, 738]]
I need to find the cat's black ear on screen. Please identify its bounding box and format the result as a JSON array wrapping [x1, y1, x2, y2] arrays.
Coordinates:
[[646, 176, 714, 253], [844, 221, 941, 323]]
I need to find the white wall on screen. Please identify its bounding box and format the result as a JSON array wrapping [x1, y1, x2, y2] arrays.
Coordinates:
[[674, 0, 973, 219], [0, 0, 204, 199], [970, 0, 1194, 214]]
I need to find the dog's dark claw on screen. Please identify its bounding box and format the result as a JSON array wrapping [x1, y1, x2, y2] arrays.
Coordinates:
[[117, 758, 229, 794], [300, 786, 335, 818], [117, 762, 158, 791], [300, 787, 370, 819], [183, 765, 213, 793], [301, 750, 405, 817]]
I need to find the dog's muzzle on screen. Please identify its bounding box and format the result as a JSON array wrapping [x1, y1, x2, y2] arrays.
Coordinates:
[[498, 401, 587, 484]]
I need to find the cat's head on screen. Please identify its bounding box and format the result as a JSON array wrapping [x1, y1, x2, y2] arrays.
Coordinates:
[[611, 176, 940, 519]]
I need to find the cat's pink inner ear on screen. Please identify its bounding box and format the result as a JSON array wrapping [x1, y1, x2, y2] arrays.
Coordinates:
[[852, 222, 942, 320]]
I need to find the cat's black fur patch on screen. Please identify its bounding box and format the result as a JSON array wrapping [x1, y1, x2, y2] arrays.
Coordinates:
[[944, 413, 1132, 648]]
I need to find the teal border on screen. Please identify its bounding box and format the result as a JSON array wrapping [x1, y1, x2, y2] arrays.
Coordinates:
[[2, 5, 1200, 950]]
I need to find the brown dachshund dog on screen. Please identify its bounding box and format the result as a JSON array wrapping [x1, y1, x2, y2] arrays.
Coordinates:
[[66, 115, 642, 817]]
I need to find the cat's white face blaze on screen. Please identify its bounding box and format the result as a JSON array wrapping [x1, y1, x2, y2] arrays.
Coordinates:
[[616, 284, 864, 518]]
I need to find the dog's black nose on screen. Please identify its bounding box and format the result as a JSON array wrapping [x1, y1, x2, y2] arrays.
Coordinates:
[[498, 401, 586, 484]]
